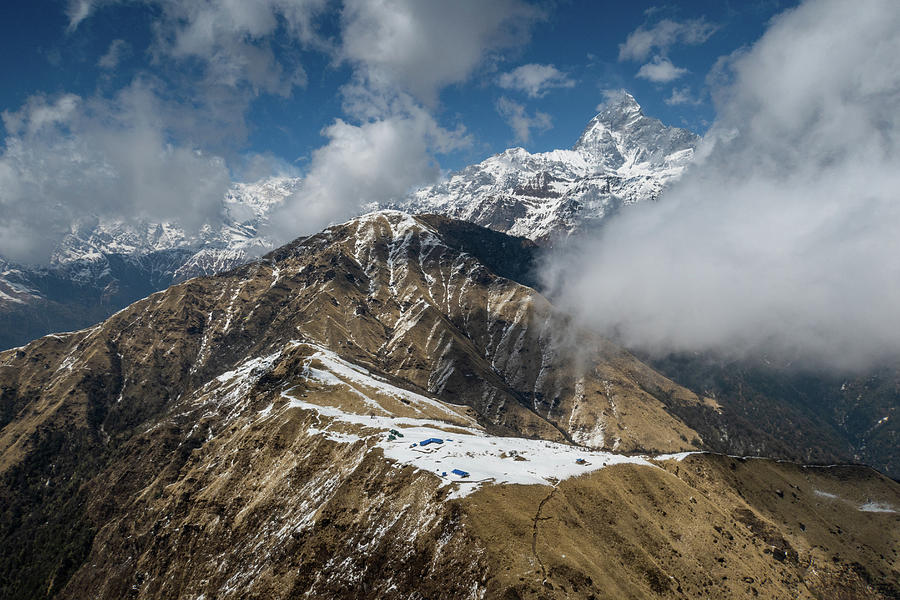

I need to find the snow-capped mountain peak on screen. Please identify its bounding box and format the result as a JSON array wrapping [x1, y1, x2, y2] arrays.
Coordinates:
[[393, 91, 699, 242], [0, 177, 302, 349], [574, 90, 698, 174]]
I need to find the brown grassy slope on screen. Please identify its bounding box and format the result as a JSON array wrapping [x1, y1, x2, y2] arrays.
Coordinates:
[[465, 454, 899, 599], [57, 400, 490, 600], [0, 212, 710, 598], [2, 212, 894, 599]]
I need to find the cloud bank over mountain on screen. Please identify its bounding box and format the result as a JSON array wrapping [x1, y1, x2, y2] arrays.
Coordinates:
[[545, 0, 900, 371], [3, 0, 331, 263], [0, 85, 231, 263]]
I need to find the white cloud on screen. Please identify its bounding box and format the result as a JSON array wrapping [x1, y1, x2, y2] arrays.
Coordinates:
[[635, 56, 688, 83], [6, 0, 333, 265], [98, 38, 129, 70], [0, 86, 231, 264], [665, 86, 702, 105], [65, 0, 100, 31], [267, 108, 469, 241], [498, 63, 575, 97], [545, 0, 900, 371], [496, 97, 552, 143], [619, 17, 717, 62], [151, 0, 330, 96], [49, 0, 545, 258], [77, 0, 538, 101], [2, 94, 80, 136], [71, 0, 329, 95], [266, 0, 541, 243], [65, 1, 340, 156], [340, 0, 542, 105]]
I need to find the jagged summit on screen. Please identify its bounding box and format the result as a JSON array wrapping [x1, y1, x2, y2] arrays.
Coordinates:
[[588, 90, 643, 125], [574, 90, 698, 172], [394, 91, 699, 241], [575, 90, 644, 148]]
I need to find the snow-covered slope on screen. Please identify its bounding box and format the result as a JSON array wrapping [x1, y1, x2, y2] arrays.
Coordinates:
[[393, 91, 698, 241], [2, 211, 897, 599]]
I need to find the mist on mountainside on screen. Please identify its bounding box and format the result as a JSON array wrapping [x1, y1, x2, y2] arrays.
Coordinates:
[[542, 0, 900, 372]]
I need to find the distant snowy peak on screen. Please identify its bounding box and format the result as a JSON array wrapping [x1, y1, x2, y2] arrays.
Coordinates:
[[395, 91, 699, 242], [48, 176, 301, 272], [0, 175, 301, 349], [224, 176, 300, 222]]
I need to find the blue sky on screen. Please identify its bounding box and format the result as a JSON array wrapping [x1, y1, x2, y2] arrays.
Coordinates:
[[0, 0, 794, 172]]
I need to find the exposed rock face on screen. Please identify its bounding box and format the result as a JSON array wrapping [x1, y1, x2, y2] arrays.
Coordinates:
[[394, 91, 698, 242], [0, 212, 897, 599], [573, 90, 698, 171]]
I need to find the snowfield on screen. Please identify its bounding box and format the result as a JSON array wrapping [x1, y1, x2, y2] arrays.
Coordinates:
[[279, 394, 656, 499], [225, 340, 665, 499]]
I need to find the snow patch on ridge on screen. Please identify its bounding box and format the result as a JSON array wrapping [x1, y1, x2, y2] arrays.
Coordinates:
[[211, 339, 661, 498], [280, 394, 655, 498], [858, 501, 897, 513]]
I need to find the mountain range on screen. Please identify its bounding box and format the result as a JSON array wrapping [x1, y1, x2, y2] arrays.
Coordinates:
[[0, 92, 696, 351], [394, 91, 697, 241], [2, 93, 893, 480], [1, 211, 896, 599], [0, 177, 298, 350], [1, 92, 897, 599]]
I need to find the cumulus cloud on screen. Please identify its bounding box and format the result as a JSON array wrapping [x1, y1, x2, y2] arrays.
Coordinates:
[[618, 17, 717, 62], [150, 0, 330, 96], [544, 0, 900, 371], [2, 1, 323, 265], [619, 16, 715, 86], [0, 86, 230, 264], [635, 56, 688, 83], [106, 0, 540, 103], [267, 108, 469, 240], [266, 0, 541, 242], [70, 0, 328, 95], [340, 0, 542, 105], [496, 97, 552, 143], [46, 0, 545, 258], [62, 2, 331, 157], [65, 0, 102, 31], [498, 63, 575, 97]]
